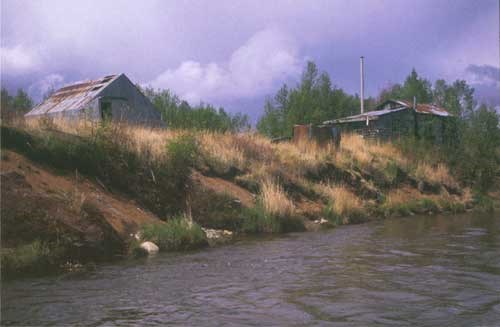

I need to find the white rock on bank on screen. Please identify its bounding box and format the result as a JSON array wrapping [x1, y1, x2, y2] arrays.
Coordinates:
[[314, 218, 329, 225], [140, 241, 159, 254], [202, 228, 233, 246]]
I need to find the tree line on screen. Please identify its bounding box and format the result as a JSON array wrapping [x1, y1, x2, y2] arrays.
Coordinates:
[[142, 88, 250, 133], [1, 88, 33, 121], [1, 86, 250, 133], [257, 61, 376, 138], [256, 62, 480, 137], [257, 61, 499, 192]]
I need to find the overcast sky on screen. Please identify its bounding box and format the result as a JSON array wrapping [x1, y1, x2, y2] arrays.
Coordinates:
[[1, 0, 499, 119]]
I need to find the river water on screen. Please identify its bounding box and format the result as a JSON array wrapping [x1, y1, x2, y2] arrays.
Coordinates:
[[2, 212, 499, 326]]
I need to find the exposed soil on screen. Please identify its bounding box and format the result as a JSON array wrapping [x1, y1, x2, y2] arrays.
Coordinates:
[[192, 171, 256, 207], [1, 150, 161, 249]]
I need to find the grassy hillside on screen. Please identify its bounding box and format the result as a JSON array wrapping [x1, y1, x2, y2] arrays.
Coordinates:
[[1, 118, 475, 275]]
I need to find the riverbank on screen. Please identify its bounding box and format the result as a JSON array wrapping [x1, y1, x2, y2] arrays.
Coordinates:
[[0, 120, 481, 278], [3, 211, 499, 326]]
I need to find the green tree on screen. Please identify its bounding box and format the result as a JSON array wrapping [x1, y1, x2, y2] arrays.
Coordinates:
[[1, 88, 33, 120], [257, 60, 360, 137], [12, 89, 33, 112], [1, 88, 13, 119], [458, 105, 500, 191], [144, 87, 249, 132], [256, 97, 283, 138], [378, 83, 403, 103], [400, 68, 432, 103]]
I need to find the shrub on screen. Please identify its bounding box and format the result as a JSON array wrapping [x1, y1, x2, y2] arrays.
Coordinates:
[[166, 133, 199, 177], [140, 218, 207, 251]]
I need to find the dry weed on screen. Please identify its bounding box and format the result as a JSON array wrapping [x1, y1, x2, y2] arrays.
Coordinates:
[[260, 179, 295, 217], [317, 183, 363, 215]]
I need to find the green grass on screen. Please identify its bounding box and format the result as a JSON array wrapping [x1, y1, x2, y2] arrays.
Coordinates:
[[473, 193, 495, 213], [322, 202, 368, 225], [239, 205, 305, 233], [140, 218, 208, 251], [380, 160, 407, 186], [1, 240, 65, 276], [438, 199, 466, 214], [379, 198, 440, 217]]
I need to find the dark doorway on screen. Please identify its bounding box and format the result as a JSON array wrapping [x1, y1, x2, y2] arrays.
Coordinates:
[[101, 101, 112, 121]]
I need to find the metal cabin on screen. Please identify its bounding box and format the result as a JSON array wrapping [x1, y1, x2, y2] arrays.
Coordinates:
[[323, 99, 453, 142], [25, 74, 164, 127]]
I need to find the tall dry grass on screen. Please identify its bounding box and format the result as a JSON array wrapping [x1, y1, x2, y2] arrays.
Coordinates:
[[273, 139, 337, 176], [384, 189, 420, 207], [14, 117, 462, 196], [415, 162, 458, 188], [316, 183, 363, 216], [197, 131, 247, 172], [259, 179, 295, 217], [339, 133, 408, 169]]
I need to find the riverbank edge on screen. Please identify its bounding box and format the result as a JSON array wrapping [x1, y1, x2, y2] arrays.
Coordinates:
[[1, 124, 488, 279]]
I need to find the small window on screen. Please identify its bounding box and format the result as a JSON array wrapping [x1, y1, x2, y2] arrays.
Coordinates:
[[101, 102, 112, 121]]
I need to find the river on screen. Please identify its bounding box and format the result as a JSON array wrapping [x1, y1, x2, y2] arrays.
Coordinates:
[[2, 212, 499, 326]]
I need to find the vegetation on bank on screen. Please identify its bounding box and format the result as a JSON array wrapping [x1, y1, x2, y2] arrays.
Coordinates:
[[139, 218, 207, 252], [1, 118, 476, 226], [1, 60, 498, 278], [0, 114, 494, 277], [1, 240, 60, 276]]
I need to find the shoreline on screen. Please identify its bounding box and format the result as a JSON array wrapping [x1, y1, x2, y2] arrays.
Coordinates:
[[3, 207, 494, 281]]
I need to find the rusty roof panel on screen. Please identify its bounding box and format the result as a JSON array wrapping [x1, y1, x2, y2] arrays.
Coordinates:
[[414, 103, 451, 116], [25, 74, 119, 117], [390, 100, 451, 117], [323, 99, 452, 125], [323, 107, 408, 124]]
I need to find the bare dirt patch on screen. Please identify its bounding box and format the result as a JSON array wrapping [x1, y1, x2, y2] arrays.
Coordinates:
[[1, 150, 161, 242]]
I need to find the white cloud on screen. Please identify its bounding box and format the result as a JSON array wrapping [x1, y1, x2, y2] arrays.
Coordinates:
[[28, 73, 65, 101], [147, 28, 303, 104], [1, 44, 40, 74]]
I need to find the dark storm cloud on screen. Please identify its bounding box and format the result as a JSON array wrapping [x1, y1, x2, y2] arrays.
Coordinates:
[[466, 64, 500, 84]]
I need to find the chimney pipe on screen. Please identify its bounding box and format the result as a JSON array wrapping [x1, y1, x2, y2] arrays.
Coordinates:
[[360, 56, 365, 114]]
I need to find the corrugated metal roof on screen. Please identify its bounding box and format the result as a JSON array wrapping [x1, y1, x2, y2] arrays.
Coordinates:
[[323, 107, 408, 124], [323, 99, 452, 125], [396, 100, 451, 117], [25, 74, 119, 117]]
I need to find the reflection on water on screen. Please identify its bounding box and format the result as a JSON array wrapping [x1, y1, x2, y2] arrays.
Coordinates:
[[2, 212, 499, 326]]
